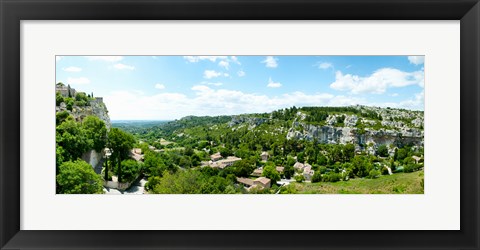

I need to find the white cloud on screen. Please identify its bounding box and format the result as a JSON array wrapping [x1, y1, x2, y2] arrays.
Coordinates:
[[330, 68, 424, 94], [183, 56, 228, 63], [113, 63, 135, 70], [267, 77, 282, 88], [262, 56, 278, 68], [318, 62, 333, 70], [390, 93, 399, 97], [230, 56, 241, 65], [399, 90, 424, 110], [56, 56, 62, 62], [237, 70, 246, 77], [85, 56, 123, 62], [408, 56, 425, 65], [373, 91, 424, 111], [204, 70, 228, 79], [201, 82, 223, 86], [104, 86, 367, 120], [218, 60, 229, 69], [63, 66, 82, 72], [154, 84, 165, 90], [184, 56, 241, 69], [67, 77, 90, 85]]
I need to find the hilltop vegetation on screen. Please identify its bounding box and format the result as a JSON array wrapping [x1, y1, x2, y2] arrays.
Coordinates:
[[115, 105, 424, 194], [56, 84, 140, 194]]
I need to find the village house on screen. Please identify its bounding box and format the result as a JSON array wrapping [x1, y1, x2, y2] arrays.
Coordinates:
[[251, 168, 263, 177], [209, 156, 242, 169], [130, 148, 144, 162], [412, 155, 422, 164], [56, 84, 77, 97], [251, 167, 263, 177], [254, 177, 271, 189], [236, 176, 271, 191], [276, 166, 284, 173], [210, 152, 222, 162], [303, 165, 314, 181], [260, 151, 269, 162], [293, 162, 305, 171], [132, 148, 142, 155]]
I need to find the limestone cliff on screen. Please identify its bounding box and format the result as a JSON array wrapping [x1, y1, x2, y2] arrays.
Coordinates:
[[285, 107, 424, 150], [56, 97, 111, 130], [56, 92, 111, 171]]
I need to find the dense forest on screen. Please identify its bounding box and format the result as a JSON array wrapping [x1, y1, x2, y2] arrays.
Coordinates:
[[110, 105, 424, 194], [55, 82, 424, 195]]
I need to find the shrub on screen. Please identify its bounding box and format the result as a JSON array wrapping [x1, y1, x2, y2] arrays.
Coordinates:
[[367, 169, 381, 179], [376, 145, 389, 157], [311, 171, 322, 183], [56, 160, 104, 194], [322, 172, 341, 182], [56, 92, 64, 106], [294, 175, 305, 183], [119, 159, 142, 183]]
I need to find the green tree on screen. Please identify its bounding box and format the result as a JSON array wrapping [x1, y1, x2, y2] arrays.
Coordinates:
[[184, 146, 194, 156], [322, 172, 341, 182], [67, 84, 72, 98], [56, 118, 92, 163], [56, 92, 65, 106], [56, 111, 70, 125], [316, 154, 328, 166], [311, 171, 322, 183], [82, 116, 107, 152], [368, 169, 381, 179], [219, 147, 233, 158], [262, 165, 280, 182], [343, 143, 355, 161], [331, 145, 344, 163], [231, 159, 255, 177], [283, 164, 295, 179], [297, 152, 305, 163], [118, 159, 142, 183], [294, 175, 305, 183], [65, 97, 74, 111], [56, 160, 104, 194], [152, 171, 203, 194], [376, 144, 389, 157], [143, 151, 166, 176], [108, 128, 136, 182]]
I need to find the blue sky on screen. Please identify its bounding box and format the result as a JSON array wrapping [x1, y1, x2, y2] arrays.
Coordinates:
[[56, 55, 424, 120]]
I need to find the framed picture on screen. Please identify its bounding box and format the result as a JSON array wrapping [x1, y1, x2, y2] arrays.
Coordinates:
[[1, 0, 479, 249]]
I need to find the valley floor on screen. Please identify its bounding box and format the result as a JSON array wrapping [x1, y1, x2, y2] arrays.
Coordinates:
[[285, 170, 424, 194]]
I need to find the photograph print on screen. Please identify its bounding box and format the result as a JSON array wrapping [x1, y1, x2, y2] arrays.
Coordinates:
[[55, 55, 424, 194]]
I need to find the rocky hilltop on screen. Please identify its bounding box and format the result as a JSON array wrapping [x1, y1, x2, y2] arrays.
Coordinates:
[[55, 84, 111, 172], [55, 84, 111, 129], [228, 105, 424, 152]]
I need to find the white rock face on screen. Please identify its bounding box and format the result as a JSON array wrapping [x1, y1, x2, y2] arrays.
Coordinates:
[[56, 98, 111, 129], [344, 115, 358, 127], [286, 121, 423, 147], [229, 116, 267, 128], [81, 149, 103, 172]]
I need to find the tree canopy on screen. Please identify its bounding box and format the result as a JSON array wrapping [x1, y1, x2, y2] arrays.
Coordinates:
[[56, 160, 104, 194]]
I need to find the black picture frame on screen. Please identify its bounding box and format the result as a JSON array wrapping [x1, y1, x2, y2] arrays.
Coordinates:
[[1, 0, 479, 249]]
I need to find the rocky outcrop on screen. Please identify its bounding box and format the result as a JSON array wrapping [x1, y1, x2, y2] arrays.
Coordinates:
[[81, 149, 104, 174], [56, 98, 111, 129], [286, 122, 423, 148], [229, 116, 267, 128]]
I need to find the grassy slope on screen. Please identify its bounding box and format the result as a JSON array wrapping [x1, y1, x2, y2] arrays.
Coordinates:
[[291, 170, 424, 194]]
